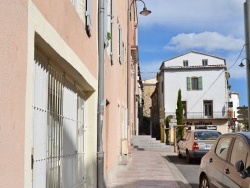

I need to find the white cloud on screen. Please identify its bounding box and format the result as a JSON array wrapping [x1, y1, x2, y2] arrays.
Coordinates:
[[164, 32, 245, 52], [138, 0, 245, 37]]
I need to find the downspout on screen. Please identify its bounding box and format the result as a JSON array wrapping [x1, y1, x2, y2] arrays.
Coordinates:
[[127, 1, 132, 140], [97, 0, 105, 187], [244, 0, 250, 127]]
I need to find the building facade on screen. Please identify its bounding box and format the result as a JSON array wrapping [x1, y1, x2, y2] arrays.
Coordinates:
[[142, 78, 157, 117], [0, 0, 141, 187], [158, 51, 231, 134]]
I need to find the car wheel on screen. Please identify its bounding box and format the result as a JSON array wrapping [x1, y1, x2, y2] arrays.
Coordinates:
[[186, 151, 192, 163], [200, 175, 209, 188], [178, 148, 182, 158]]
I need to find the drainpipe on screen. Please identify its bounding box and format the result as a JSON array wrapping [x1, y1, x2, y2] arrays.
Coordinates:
[[244, 0, 250, 128], [97, 0, 105, 187], [127, 1, 132, 141]]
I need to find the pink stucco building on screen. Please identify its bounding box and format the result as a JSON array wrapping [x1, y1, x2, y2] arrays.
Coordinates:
[[0, 0, 142, 187]]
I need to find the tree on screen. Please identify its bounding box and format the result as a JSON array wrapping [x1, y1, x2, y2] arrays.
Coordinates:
[[176, 89, 184, 139]]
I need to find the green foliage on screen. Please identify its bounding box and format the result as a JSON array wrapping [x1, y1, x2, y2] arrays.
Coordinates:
[[107, 32, 112, 41], [165, 116, 172, 145], [176, 89, 184, 139]]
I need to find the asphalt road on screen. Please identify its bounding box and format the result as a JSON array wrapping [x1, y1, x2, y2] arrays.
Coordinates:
[[166, 155, 200, 188]]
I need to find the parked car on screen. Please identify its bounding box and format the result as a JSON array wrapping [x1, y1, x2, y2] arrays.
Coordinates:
[[199, 132, 250, 188], [177, 130, 221, 163]]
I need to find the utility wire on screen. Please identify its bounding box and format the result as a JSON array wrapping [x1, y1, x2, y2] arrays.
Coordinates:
[[187, 44, 246, 113]]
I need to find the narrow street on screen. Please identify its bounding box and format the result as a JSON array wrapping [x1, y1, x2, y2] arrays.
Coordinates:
[[166, 154, 200, 188]]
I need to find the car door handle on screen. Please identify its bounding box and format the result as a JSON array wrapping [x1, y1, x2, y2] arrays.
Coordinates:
[[224, 168, 230, 174], [209, 158, 213, 163]]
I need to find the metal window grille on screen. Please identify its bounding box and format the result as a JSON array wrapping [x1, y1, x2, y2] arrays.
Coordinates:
[[33, 52, 86, 188]]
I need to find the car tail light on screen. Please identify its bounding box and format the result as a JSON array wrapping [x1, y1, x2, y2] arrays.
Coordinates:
[[192, 142, 199, 150]]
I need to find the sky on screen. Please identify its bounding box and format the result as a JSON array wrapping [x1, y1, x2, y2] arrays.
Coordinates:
[[137, 0, 247, 106]]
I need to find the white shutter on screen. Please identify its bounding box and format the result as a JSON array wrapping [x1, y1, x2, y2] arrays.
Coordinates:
[[33, 54, 48, 188], [104, 0, 108, 46], [86, 0, 92, 36], [62, 79, 78, 187]]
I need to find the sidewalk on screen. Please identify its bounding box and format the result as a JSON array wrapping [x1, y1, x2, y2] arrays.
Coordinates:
[[108, 146, 191, 188]]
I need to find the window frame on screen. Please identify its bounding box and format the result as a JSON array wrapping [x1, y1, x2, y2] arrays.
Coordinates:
[[183, 60, 188, 67], [204, 100, 213, 117], [215, 137, 232, 160], [202, 59, 208, 66]]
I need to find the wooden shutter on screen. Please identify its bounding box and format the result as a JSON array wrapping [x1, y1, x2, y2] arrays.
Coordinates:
[[198, 77, 203, 90], [186, 77, 191, 91]]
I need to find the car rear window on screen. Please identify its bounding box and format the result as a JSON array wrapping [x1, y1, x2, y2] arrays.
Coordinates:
[[194, 131, 221, 140]]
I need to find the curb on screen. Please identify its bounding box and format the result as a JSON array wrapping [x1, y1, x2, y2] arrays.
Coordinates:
[[161, 152, 192, 188]]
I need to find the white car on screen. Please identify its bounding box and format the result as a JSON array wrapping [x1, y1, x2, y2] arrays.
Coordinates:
[[177, 130, 221, 163]]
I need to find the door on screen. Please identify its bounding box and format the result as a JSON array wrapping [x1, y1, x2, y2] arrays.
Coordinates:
[[206, 137, 232, 188], [223, 138, 250, 188]]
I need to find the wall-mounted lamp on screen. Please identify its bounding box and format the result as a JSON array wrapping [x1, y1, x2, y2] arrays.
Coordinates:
[[139, 1, 151, 16], [130, 0, 151, 20], [239, 58, 250, 67]]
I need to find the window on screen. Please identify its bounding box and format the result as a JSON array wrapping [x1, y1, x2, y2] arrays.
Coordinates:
[[215, 137, 232, 160], [230, 139, 248, 167], [194, 131, 220, 140], [204, 101, 213, 117], [228, 102, 233, 108], [70, 0, 91, 36], [187, 77, 202, 91], [33, 52, 86, 187], [161, 80, 164, 93], [182, 101, 187, 118], [118, 25, 123, 63], [192, 77, 198, 90], [105, 0, 113, 63], [202, 59, 208, 66], [85, 0, 92, 36], [183, 60, 188, 66]]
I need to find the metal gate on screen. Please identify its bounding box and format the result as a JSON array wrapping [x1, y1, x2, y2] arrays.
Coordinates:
[[32, 52, 86, 188]]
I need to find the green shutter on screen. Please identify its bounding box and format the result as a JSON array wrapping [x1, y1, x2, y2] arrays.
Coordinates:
[[187, 77, 191, 91], [198, 77, 203, 90]]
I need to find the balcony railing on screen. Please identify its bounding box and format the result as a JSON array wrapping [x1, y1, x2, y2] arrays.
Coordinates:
[[165, 111, 229, 119]]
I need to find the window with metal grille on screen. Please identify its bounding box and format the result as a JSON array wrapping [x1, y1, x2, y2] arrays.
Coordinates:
[[32, 52, 86, 188]]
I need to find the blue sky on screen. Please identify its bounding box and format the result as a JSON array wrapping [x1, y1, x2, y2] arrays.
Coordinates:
[[137, 0, 247, 106]]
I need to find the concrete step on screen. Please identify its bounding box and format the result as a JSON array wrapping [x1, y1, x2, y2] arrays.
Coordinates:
[[132, 135, 171, 151]]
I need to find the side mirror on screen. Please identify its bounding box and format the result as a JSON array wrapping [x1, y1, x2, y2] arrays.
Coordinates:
[[235, 160, 244, 172], [235, 160, 248, 179]]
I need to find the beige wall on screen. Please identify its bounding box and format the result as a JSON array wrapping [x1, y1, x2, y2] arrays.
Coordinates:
[[1, 0, 98, 187], [1, 0, 137, 187], [143, 79, 157, 117], [0, 0, 28, 187], [103, 0, 129, 184]]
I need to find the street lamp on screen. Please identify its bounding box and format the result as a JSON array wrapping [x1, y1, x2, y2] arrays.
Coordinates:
[[130, 0, 151, 20], [239, 58, 250, 67], [127, 0, 151, 137]]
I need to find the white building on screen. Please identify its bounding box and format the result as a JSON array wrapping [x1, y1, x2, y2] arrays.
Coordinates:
[[159, 51, 231, 133], [229, 92, 240, 131]]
